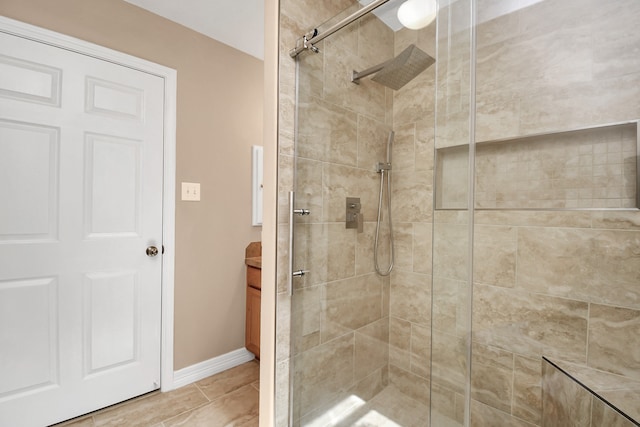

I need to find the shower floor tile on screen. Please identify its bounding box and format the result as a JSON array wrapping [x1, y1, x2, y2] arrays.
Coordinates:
[[306, 385, 430, 427]]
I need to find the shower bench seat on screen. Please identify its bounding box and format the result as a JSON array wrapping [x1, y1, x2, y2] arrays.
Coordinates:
[[542, 357, 639, 426]]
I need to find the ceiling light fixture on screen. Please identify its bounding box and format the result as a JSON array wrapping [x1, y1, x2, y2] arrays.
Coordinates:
[[397, 0, 437, 30]]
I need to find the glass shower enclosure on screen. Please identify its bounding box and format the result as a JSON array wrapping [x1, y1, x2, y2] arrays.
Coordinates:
[[278, 0, 640, 426]]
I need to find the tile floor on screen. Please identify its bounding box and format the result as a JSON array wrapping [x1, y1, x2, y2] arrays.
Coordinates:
[[52, 361, 260, 427], [303, 385, 429, 427]]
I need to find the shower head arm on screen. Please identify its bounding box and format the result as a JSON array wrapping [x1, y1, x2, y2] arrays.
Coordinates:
[[351, 58, 392, 84]]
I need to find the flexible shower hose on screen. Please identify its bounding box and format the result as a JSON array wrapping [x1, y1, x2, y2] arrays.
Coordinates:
[[374, 168, 395, 276]]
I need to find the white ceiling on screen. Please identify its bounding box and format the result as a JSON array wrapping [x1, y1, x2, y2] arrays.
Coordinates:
[[123, 0, 265, 60], [121, 0, 542, 62]]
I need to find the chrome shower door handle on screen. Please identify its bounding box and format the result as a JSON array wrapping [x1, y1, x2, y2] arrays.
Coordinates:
[[288, 192, 294, 296], [288, 191, 310, 296]]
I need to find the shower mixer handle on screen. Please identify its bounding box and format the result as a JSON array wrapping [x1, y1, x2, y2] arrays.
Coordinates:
[[293, 208, 310, 215]]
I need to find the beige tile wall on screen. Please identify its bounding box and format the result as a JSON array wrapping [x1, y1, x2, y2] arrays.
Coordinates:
[[429, 0, 474, 423], [432, 0, 640, 425], [278, 0, 640, 426], [476, 0, 640, 141], [387, 21, 436, 412], [470, 211, 640, 425]]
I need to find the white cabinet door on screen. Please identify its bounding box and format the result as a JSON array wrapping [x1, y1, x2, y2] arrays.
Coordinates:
[[0, 30, 164, 427]]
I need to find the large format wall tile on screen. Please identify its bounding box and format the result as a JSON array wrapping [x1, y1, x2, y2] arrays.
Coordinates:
[[276, 293, 292, 362], [588, 304, 640, 381], [280, 0, 354, 32], [517, 227, 640, 309], [416, 118, 435, 174], [355, 318, 389, 381], [519, 74, 640, 137], [322, 273, 384, 342], [297, 94, 358, 167], [357, 115, 392, 171], [592, 211, 640, 230], [278, 154, 294, 225], [393, 122, 417, 173], [391, 170, 433, 223], [475, 0, 640, 141], [473, 225, 516, 288], [293, 333, 355, 419], [355, 222, 377, 276], [394, 58, 436, 127], [297, 44, 324, 99], [473, 284, 588, 362], [390, 270, 431, 326], [291, 285, 321, 354], [294, 223, 356, 287], [323, 21, 389, 123], [295, 158, 323, 225], [388, 364, 430, 404], [394, 222, 414, 272], [470, 399, 537, 427], [411, 323, 431, 378], [433, 222, 469, 281], [470, 343, 513, 413], [474, 210, 592, 228], [389, 316, 411, 372], [431, 382, 464, 426], [432, 276, 467, 336], [512, 355, 542, 425], [431, 331, 467, 395], [413, 222, 433, 274], [323, 163, 379, 222]]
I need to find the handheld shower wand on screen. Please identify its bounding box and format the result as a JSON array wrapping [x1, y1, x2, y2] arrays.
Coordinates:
[[374, 131, 395, 276]]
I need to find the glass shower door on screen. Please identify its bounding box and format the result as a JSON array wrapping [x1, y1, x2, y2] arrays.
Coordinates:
[[430, 0, 474, 425], [287, 1, 433, 424], [288, 11, 394, 423]]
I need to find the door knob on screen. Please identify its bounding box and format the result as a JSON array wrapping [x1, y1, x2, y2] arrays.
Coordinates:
[[146, 246, 159, 257]]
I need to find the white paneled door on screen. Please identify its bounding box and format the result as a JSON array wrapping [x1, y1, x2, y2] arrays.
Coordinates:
[[0, 30, 164, 427]]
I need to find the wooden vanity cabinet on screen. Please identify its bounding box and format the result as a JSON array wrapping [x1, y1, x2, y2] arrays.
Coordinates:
[[245, 266, 261, 359], [245, 242, 261, 359]]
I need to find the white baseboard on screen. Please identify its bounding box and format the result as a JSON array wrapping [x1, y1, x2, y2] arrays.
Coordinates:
[[172, 348, 255, 389]]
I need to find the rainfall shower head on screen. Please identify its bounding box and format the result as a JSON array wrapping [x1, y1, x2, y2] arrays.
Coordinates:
[[351, 44, 435, 90]]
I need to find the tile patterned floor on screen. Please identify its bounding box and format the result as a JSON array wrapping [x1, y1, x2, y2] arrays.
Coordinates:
[[52, 361, 260, 427], [305, 385, 430, 427]]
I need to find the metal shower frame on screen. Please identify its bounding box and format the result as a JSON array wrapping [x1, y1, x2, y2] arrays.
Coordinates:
[[289, 0, 392, 58]]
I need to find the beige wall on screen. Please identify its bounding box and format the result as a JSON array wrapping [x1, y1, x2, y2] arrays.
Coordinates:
[[0, 0, 263, 370]]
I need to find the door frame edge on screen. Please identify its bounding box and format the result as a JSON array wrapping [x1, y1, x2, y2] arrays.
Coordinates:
[[0, 15, 178, 392]]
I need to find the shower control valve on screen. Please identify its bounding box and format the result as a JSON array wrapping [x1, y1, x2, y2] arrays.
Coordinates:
[[346, 197, 363, 233]]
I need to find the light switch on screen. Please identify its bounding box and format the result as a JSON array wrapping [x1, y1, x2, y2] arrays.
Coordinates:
[[181, 182, 201, 201]]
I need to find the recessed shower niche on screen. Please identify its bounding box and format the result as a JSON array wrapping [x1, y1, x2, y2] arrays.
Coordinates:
[[435, 121, 640, 210]]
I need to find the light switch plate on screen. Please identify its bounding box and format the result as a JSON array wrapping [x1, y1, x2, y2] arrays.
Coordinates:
[[181, 182, 200, 201]]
